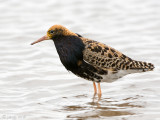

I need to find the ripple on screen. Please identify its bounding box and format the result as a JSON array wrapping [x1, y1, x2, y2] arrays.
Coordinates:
[[0, 0, 160, 119]]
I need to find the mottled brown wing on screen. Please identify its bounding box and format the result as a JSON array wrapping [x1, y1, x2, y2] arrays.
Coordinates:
[[81, 38, 132, 70]]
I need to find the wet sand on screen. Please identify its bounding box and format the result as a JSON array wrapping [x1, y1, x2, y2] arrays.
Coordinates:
[[0, 0, 160, 120]]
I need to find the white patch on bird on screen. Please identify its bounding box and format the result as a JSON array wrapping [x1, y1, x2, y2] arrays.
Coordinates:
[[100, 69, 143, 82]]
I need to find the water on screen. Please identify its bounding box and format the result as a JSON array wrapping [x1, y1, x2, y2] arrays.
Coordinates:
[[0, 0, 160, 120]]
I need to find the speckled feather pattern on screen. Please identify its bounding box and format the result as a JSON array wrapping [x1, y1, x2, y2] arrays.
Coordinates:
[[78, 37, 154, 82], [81, 37, 154, 71]]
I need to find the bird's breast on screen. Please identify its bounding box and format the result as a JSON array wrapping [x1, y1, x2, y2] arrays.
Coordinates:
[[53, 36, 85, 71]]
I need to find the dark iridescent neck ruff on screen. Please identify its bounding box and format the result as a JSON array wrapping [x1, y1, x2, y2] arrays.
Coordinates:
[[53, 35, 85, 71]]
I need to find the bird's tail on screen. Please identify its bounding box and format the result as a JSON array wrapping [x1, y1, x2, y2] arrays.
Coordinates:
[[130, 60, 154, 72]]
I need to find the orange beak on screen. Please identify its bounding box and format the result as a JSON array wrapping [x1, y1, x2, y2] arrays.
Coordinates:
[[31, 35, 50, 45]]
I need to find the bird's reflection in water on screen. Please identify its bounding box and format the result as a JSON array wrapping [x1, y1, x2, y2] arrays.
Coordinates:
[[64, 94, 144, 119], [93, 93, 102, 102]]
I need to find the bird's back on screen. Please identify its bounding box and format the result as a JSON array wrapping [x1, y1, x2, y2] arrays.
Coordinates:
[[79, 37, 154, 82]]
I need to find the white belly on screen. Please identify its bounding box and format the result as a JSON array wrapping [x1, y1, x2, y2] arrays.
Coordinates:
[[101, 70, 142, 82]]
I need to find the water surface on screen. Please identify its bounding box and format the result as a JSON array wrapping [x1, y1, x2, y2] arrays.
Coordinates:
[[0, 0, 160, 120]]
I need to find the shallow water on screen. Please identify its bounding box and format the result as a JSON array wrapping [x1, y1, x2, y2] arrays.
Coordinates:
[[0, 0, 160, 120]]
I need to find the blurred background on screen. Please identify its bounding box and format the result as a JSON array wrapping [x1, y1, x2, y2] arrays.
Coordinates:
[[0, 0, 160, 120]]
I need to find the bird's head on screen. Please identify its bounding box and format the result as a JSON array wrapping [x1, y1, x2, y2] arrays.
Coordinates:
[[31, 25, 77, 45]]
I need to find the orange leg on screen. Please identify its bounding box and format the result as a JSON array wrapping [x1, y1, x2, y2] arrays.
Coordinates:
[[93, 82, 97, 94], [98, 82, 102, 96]]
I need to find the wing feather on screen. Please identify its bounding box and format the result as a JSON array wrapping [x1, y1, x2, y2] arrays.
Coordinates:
[[81, 38, 132, 71]]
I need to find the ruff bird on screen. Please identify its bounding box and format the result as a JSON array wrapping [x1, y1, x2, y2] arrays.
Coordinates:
[[31, 25, 154, 95]]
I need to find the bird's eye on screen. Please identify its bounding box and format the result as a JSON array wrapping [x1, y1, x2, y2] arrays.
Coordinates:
[[50, 30, 54, 34]]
